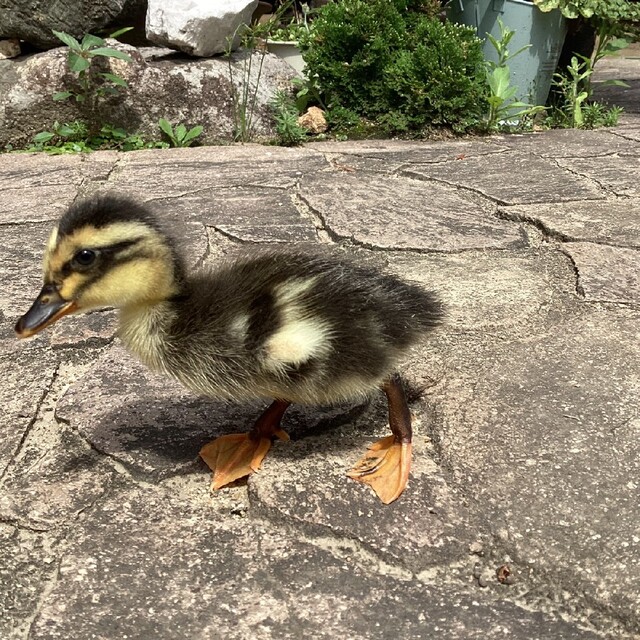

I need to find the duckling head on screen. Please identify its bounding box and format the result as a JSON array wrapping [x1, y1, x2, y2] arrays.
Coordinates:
[[15, 195, 182, 338]]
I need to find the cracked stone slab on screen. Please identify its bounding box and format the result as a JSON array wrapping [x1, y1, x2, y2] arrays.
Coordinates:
[[109, 145, 329, 199], [49, 310, 117, 350], [499, 199, 640, 246], [307, 138, 507, 158], [249, 248, 576, 572], [0, 152, 117, 223], [430, 311, 640, 633], [300, 172, 524, 251], [558, 155, 640, 197], [55, 345, 257, 481], [28, 481, 604, 640], [494, 129, 640, 157], [0, 134, 638, 640], [153, 188, 317, 243], [386, 248, 576, 334], [168, 218, 210, 269], [562, 242, 640, 304], [0, 222, 54, 319], [249, 405, 484, 573], [0, 424, 114, 532], [594, 55, 640, 82], [309, 139, 508, 173], [55, 344, 353, 482], [0, 524, 58, 640], [404, 152, 603, 204], [610, 126, 640, 142], [0, 349, 58, 478]]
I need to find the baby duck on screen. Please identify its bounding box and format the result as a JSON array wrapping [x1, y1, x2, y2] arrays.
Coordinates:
[[15, 195, 442, 503]]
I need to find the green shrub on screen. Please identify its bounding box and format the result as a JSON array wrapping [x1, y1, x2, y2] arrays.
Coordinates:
[[299, 0, 488, 133]]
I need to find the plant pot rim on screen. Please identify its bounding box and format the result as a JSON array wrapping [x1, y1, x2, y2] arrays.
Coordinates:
[[266, 39, 299, 46]]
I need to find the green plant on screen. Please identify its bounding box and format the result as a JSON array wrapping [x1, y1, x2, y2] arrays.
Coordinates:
[[28, 121, 168, 154], [291, 75, 325, 113], [541, 3, 630, 131], [90, 124, 169, 151], [225, 25, 269, 142], [533, 0, 640, 27], [536, 0, 633, 95], [31, 121, 91, 153], [158, 119, 204, 147], [324, 106, 360, 130], [547, 56, 623, 128], [579, 35, 630, 100], [270, 90, 307, 146], [52, 28, 133, 105], [224, 1, 299, 142], [582, 102, 623, 127], [536, 0, 632, 131], [269, 2, 313, 41], [483, 19, 546, 131], [535, 0, 637, 97], [552, 56, 590, 127], [298, 0, 487, 134]]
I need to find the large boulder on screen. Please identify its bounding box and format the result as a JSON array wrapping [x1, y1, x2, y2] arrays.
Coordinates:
[[0, 42, 297, 148], [0, 0, 147, 50], [146, 0, 259, 57]]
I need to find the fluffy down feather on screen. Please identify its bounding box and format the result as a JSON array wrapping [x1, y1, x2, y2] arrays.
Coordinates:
[[120, 248, 442, 404]]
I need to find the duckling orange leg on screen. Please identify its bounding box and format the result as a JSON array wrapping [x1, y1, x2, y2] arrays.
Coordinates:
[[200, 400, 290, 490], [347, 375, 412, 504]]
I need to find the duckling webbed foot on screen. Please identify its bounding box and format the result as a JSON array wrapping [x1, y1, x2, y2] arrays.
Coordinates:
[[347, 375, 412, 504], [347, 436, 411, 504], [200, 400, 290, 490]]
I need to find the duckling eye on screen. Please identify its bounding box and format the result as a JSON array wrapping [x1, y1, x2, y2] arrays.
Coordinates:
[[71, 249, 97, 269]]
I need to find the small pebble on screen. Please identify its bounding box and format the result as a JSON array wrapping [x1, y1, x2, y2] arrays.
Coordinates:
[[469, 541, 484, 555]]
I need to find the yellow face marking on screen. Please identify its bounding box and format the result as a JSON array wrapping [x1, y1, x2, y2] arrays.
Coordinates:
[[58, 272, 90, 300], [43, 226, 59, 275], [77, 258, 176, 309], [41, 221, 177, 311], [46, 222, 154, 279]]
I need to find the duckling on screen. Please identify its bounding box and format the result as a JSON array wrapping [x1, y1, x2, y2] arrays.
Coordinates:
[[15, 194, 442, 503]]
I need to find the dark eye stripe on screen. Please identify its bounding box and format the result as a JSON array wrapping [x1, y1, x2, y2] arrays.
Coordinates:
[[61, 238, 142, 274], [102, 239, 142, 254]]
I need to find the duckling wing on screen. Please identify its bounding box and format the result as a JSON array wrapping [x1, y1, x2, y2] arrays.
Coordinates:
[[168, 249, 441, 403]]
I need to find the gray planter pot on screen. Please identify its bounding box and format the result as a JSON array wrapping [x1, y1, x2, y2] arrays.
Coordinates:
[[265, 40, 305, 76], [449, 0, 567, 106]]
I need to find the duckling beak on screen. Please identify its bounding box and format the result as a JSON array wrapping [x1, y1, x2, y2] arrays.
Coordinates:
[[15, 284, 78, 339]]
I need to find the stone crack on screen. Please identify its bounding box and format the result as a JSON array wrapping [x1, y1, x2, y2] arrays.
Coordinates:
[[0, 362, 60, 486], [20, 555, 63, 640]]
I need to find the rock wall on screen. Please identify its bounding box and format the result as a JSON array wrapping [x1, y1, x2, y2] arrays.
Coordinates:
[[0, 0, 147, 49], [0, 42, 297, 147]]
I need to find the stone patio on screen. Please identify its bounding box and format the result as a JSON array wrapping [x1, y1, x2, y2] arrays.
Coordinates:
[[1, 60, 639, 640]]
